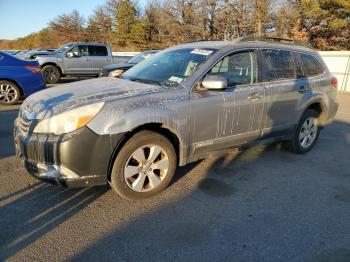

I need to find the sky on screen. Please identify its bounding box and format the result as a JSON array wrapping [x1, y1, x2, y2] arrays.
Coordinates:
[[0, 0, 147, 40]]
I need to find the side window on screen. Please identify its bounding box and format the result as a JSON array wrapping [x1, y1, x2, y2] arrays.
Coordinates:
[[208, 51, 257, 86], [89, 46, 108, 56], [69, 45, 89, 57], [300, 54, 324, 76], [261, 49, 295, 81], [293, 52, 306, 79]]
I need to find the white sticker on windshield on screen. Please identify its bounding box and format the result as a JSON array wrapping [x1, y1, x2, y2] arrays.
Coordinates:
[[168, 76, 183, 83], [190, 49, 213, 56]]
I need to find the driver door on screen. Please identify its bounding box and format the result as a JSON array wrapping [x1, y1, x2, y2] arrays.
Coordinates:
[[64, 45, 93, 74], [189, 50, 265, 156]]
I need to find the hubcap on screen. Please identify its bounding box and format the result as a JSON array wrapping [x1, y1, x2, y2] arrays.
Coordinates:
[[124, 144, 169, 192], [0, 83, 18, 104], [299, 117, 318, 149]]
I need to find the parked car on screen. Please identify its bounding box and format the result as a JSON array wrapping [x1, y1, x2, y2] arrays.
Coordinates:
[[2, 50, 21, 55], [0, 51, 45, 105], [100, 50, 159, 77], [17, 48, 56, 60], [14, 38, 339, 199], [15, 50, 29, 56], [35, 42, 121, 84]]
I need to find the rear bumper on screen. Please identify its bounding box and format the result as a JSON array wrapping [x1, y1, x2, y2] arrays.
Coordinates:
[[14, 121, 125, 188], [328, 100, 339, 120], [19, 75, 46, 98]]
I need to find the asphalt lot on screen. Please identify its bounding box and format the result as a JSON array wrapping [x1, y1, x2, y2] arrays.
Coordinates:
[[0, 82, 350, 261]]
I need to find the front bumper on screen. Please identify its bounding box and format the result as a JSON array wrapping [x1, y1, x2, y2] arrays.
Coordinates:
[[99, 71, 109, 77], [23, 160, 106, 187], [14, 118, 125, 187]]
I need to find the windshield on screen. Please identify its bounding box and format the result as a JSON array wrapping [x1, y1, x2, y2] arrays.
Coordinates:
[[128, 51, 156, 64], [55, 43, 74, 53], [122, 48, 215, 86]]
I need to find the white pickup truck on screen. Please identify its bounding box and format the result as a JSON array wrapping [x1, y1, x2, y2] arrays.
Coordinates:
[[35, 42, 127, 84]]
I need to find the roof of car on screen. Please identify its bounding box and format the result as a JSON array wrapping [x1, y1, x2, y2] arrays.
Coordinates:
[[171, 39, 314, 53], [68, 42, 111, 46], [172, 41, 232, 50]]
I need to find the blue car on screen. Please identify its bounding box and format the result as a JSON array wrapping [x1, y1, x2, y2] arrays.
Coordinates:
[[0, 51, 45, 105]]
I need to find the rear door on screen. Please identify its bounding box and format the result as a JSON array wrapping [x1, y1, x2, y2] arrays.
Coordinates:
[[64, 45, 93, 74], [259, 49, 302, 137], [89, 45, 112, 74]]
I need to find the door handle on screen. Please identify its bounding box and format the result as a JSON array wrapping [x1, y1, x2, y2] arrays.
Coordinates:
[[248, 92, 262, 101], [298, 85, 309, 93]]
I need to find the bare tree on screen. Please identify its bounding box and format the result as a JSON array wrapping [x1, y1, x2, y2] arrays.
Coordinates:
[[49, 10, 85, 43]]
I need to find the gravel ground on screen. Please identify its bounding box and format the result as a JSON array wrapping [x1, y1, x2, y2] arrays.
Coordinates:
[[0, 87, 349, 262]]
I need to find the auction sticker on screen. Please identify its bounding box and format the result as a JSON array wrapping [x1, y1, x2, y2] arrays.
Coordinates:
[[190, 49, 213, 56]]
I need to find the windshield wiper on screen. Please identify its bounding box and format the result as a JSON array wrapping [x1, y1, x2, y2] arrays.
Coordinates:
[[160, 80, 180, 88], [129, 78, 160, 85]]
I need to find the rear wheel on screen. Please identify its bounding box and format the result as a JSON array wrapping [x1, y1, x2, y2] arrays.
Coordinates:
[[110, 130, 177, 200], [287, 109, 320, 154], [42, 65, 61, 84], [0, 80, 20, 105]]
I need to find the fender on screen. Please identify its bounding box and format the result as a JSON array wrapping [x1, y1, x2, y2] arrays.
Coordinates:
[[88, 89, 190, 165], [297, 92, 328, 125], [41, 62, 63, 75]]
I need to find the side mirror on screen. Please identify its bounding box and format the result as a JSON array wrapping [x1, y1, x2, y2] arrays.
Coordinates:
[[66, 52, 74, 58], [201, 74, 227, 90]]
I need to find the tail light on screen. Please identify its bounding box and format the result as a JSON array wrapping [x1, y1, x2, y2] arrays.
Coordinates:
[[25, 65, 42, 74], [331, 76, 338, 89]]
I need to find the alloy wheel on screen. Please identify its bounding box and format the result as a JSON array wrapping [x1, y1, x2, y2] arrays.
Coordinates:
[[0, 83, 18, 104], [124, 144, 169, 192], [44, 68, 59, 81], [299, 117, 318, 149]]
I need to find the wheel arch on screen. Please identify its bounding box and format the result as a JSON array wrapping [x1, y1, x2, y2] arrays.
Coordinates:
[[41, 62, 63, 75], [107, 122, 183, 182], [304, 101, 327, 126]]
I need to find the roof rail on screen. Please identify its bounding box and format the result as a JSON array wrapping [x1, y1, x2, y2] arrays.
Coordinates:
[[233, 35, 312, 48]]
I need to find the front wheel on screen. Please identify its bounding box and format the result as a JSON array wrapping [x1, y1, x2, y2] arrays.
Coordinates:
[[42, 65, 61, 84], [287, 109, 321, 154], [110, 130, 177, 200]]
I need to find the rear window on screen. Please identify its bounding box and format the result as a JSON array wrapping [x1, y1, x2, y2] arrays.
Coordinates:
[[261, 49, 296, 81], [300, 54, 324, 76], [89, 46, 108, 56]]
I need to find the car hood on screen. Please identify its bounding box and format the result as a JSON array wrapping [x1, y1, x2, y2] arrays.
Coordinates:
[[103, 63, 134, 71], [35, 53, 62, 59], [20, 52, 55, 58], [21, 77, 170, 120]]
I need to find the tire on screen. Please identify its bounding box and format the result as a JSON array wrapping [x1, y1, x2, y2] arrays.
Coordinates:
[[42, 65, 61, 84], [110, 130, 177, 200], [0, 80, 21, 105], [286, 109, 321, 154]]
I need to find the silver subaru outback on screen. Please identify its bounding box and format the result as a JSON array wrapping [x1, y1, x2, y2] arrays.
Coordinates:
[[14, 39, 339, 200]]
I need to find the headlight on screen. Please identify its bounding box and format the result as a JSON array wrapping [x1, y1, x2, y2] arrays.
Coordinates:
[[33, 102, 104, 135], [108, 69, 125, 77]]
